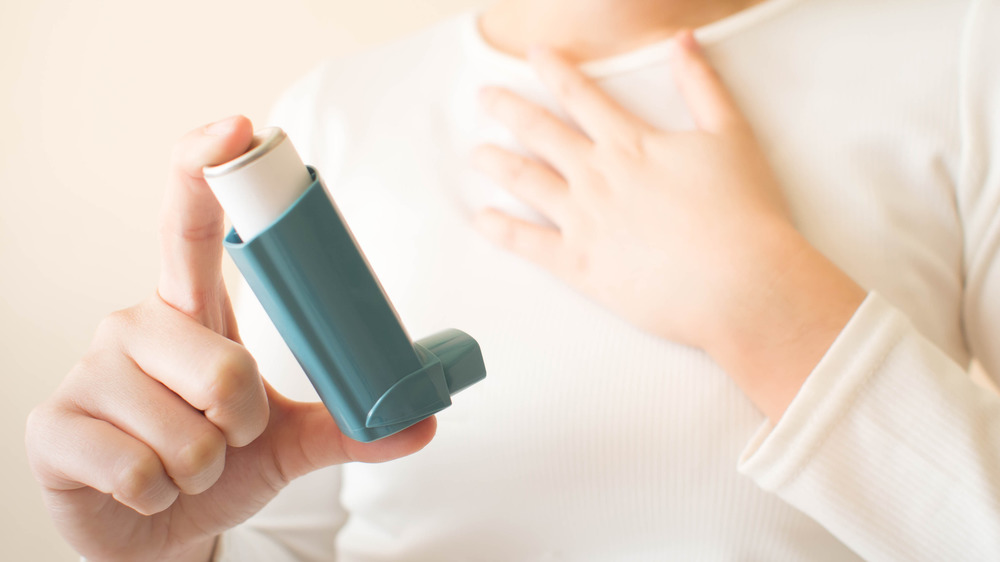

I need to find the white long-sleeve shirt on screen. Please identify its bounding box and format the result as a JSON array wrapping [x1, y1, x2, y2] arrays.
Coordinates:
[[216, 0, 1000, 559]]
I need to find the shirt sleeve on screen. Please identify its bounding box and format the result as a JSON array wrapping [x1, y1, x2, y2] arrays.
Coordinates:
[[212, 62, 349, 562], [738, 1, 1000, 559]]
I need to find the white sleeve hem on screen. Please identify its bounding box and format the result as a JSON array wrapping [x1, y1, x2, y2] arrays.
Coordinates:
[[737, 288, 1000, 560], [738, 291, 901, 489]]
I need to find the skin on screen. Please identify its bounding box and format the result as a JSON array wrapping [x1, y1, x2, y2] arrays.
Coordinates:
[[26, 1, 865, 561], [24, 117, 436, 562], [477, 9, 863, 421], [473, 34, 866, 421]]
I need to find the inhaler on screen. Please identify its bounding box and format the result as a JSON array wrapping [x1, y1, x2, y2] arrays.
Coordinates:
[[204, 128, 486, 443]]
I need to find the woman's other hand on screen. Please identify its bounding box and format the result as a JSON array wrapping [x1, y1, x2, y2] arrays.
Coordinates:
[[475, 32, 866, 421]]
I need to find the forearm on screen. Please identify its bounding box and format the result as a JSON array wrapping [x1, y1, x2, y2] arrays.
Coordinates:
[[702, 223, 867, 421]]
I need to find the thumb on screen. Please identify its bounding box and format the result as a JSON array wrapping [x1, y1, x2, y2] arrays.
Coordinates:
[[158, 115, 254, 325], [268, 391, 438, 481]]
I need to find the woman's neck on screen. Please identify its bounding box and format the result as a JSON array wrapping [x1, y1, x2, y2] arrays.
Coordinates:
[[480, 0, 763, 63]]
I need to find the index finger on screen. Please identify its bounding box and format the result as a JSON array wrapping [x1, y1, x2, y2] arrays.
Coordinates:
[[669, 30, 748, 133], [158, 115, 254, 323], [528, 45, 653, 147]]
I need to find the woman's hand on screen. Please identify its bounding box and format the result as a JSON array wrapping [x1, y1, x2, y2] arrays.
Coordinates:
[[25, 116, 436, 562], [475, 32, 866, 420]]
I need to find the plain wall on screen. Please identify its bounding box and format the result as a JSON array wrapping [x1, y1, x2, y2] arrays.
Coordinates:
[[5, 1, 998, 560], [0, 1, 485, 559]]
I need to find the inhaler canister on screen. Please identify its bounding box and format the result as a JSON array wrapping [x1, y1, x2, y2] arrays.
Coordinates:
[[203, 128, 312, 240], [203, 128, 486, 443]]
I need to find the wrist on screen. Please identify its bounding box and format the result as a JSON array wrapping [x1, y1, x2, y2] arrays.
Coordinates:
[[701, 223, 867, 421]]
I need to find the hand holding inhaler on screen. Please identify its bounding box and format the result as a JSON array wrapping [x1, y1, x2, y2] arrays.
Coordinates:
[[24, 116, 463, 562], [205, 127, 486, 443]]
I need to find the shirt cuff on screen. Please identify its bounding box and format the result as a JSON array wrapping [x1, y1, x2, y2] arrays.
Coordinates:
[[737, 291, 900, 489]]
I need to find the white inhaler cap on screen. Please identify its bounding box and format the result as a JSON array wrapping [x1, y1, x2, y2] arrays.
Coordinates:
[[203, 127, 313, 241]]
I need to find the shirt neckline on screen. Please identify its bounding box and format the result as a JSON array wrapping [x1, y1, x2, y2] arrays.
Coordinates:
[[462, 0, 804, 79]]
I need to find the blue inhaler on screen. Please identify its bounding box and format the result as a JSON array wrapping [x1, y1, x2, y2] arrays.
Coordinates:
[[204, 128, 485, 442]]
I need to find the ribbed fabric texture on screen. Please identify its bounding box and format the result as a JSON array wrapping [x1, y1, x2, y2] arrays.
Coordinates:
[[740, 294, 1000, 559], [215, 0, 1000, 560]]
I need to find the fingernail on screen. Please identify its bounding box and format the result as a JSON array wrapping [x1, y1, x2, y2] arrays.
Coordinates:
[[205, 115, 240, 136]]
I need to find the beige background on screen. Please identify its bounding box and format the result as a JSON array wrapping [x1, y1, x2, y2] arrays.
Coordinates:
[[3, 1, 997, 560], [0, 0, 484, 559]]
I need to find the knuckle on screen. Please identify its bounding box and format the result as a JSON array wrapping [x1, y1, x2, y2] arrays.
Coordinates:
[[173, 429, 226, 484], [76, 347, 116, 371], [600, 127, 651, 163], [613, 131, 649, 160], [94, 308, 138, 344], [113, 452, 169, 509], [517, 106, 551, 137], [204, 347, 258, 407], [162, 213, 225, 244], [505, 154, 533, 187], [24, 403, 48, 436], [24, 405, 55, 465]]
